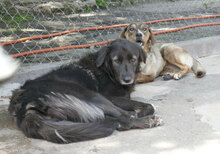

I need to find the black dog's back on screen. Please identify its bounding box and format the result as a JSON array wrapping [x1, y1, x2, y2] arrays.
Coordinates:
[[9, 39, 159, 143]]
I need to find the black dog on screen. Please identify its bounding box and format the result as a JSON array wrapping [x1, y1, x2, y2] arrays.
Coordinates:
[[9, 39, 162, 144]]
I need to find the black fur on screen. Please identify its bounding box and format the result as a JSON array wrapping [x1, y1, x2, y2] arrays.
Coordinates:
[[9, 39, 159, 144]]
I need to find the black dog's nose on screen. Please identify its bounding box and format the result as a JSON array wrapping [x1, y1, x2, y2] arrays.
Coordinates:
[[123, 76, 132, 83], [136, 33, 142, 37]]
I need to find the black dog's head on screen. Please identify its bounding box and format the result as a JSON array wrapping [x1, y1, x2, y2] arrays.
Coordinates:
[[96, 39, 146, 85]]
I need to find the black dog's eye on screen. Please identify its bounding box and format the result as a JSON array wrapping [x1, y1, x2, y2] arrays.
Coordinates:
[[130, 58, 136, 63], [129, 28, 134, 32], [113, 59, 120, 64]]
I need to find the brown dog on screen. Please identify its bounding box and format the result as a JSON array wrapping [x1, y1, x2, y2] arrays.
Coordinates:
[[120, 22, 206, 83]]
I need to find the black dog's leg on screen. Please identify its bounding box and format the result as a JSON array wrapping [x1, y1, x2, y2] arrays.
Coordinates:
[[106, 114, 162, 130], [109, 97, 155, 117], [103, 97, 162, 130], [131, 115, 162, 129]]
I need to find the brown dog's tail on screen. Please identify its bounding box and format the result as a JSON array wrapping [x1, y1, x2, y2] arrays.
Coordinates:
[[192, 58, 206, 78]]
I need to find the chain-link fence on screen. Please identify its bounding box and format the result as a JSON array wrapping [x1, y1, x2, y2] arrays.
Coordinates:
[[1, 0, 220, 64]]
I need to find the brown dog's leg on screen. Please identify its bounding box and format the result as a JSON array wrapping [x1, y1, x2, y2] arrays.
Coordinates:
[[160, 67, 174, 76], [172, 63, 191, 80], [136, 73, 155, 83], [161, 44, 192, 80], [160, 67, 175, 80], [161, 63, 190, 80]]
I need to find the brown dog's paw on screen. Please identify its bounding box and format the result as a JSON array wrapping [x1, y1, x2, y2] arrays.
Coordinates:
[[173, 73, 182, 80], [162, 74, 172, 80]]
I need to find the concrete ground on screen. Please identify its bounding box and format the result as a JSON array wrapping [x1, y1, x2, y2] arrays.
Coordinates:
[[0, 36, 220, 154]]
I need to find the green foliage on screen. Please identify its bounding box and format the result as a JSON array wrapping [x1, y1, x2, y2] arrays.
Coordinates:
[[203, 2, 214, 9], [130, 0, 136, 5], [96, 0, 109, 9], [1, 14, 33, 33], [84, 5, 93, 12], [1, 14, 33, 28]]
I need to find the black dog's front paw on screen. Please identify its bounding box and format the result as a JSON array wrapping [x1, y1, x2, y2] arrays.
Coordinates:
[[135, 104, 156, 118], [162, 74, 172, 80], [144, 115, 163, 128], [133, 115, 163, 129]]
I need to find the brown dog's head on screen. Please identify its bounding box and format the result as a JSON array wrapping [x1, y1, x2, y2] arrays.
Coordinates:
[[120, 23, 155, 52]]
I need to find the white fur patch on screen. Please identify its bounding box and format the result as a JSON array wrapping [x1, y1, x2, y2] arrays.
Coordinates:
[[26, 103, 36, 110], [0, 46, 19, 81], [173, 73, 181, 80], [54, 129, 67, 143], [113, 56, 118, 61], [137, 29, 144, 36], [45, 93, 105, 122]]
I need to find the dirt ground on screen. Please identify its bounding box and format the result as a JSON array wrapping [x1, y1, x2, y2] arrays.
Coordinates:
[[0, 0, 220, 63]]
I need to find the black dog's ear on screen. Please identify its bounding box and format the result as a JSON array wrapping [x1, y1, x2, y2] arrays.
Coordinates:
[[96, 46, 110, 67], [139, 48, 146, 63], [120, 26, 128, 39]]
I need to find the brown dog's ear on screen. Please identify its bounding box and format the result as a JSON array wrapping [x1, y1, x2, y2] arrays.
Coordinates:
[[149, 28, 156, 45], [145, 28, 156, 52], [96, 46, 110, 67], [139, 47, 146, 63], [120, 26, 128, 39]]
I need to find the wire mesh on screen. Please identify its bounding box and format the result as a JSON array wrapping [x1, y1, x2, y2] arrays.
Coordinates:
[[0, 0, 220, 64]]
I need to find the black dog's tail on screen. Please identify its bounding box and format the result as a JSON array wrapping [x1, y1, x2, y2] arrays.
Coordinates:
[[20, 113, 118, 144], [10, 92, 118, 144]]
